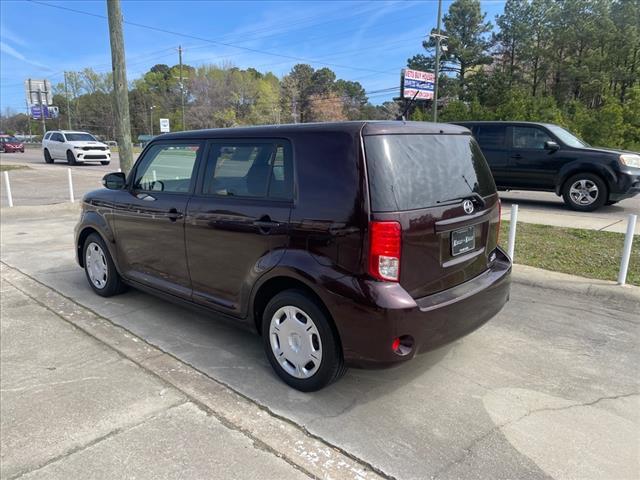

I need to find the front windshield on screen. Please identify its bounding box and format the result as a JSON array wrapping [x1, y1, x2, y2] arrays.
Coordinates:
[[547, 125, 589, 148], [2, 137, 19, 142], [65, 133, 96, 142]]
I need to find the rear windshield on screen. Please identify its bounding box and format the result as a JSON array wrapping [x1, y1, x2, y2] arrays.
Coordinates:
[[65, 133, 96, 142], [364, 134, 495, 212]]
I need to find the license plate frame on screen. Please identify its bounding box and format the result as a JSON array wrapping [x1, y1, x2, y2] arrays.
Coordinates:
[[451, 225, 476, 256]]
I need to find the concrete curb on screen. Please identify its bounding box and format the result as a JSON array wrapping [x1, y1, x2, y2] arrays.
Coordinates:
[[511, 264, 639, 312], [0, 262, 387, 480]]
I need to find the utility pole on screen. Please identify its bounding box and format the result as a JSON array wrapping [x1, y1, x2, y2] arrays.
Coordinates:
[[149, 105, 155, 136], [432, 0, 443, 122], [64, 72, 72, 130], [178, 45, 186, 131], [106, 0, 134, 172], [37, 89, 47, 136], [25, 100, 32, 139]]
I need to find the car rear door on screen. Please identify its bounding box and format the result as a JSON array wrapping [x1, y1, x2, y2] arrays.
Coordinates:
[[112, 141, 202, 298], [50, 133, 64, 158], [364, 133, 501, 298], [185, 139, 293, 317], [474, 124, 510, 187]]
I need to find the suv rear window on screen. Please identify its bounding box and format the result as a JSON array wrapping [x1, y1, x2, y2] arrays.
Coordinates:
[[364, 134, 495, 212]]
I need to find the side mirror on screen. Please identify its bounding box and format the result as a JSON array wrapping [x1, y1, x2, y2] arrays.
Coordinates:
[[102, 172, 126, 190], [544, 141, 560, 151]]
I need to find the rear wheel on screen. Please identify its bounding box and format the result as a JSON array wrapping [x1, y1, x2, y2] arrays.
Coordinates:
[[83, 233, 126, 297], [562, 173, 607, 212], [66, 150, 77, 166], [262, 290, 346, 391], [44, 149, 53, 164]]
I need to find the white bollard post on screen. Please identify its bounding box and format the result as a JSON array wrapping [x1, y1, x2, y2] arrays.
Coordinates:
[[507, 204, 518, 261], [3, 171, 13, 208], [617, 214, 637, 286], [67, 168, 75, 203]]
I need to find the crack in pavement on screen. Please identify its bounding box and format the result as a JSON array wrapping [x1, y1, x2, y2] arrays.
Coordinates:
[[431, 391, 640, 479]]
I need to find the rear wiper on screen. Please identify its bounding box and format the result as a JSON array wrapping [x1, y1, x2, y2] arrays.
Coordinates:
[[436, 192, 486, 208]]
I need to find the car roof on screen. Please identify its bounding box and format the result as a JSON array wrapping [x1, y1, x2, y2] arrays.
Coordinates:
[[453, 120, 559, 128], [156, 121, 470, 141]]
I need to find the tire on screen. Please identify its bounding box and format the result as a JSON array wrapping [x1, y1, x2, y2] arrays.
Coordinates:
[[561, 173, 607, 212], [100, 161, 110, 166], [66, 150, 77, 165], [82, 233, 126, 297], [262, 290, 346, 392], [44, 149, 53, 164]]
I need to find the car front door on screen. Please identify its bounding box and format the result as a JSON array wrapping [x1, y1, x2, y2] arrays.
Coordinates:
[[185, 139, 293, 317], [474, 125, 510, 187], [508, 125, 562, 189], [112, 141, 202, 298]]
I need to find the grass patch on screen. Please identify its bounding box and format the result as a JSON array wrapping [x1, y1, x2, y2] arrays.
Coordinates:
[[0, 164, 29, 172], [499, 221, 639, 286]]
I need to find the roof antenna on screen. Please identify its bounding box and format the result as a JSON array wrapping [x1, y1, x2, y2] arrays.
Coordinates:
[[398, 89, 420, 121]]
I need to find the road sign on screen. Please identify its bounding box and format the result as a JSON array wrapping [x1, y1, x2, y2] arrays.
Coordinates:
[[24, 79, 53, 106], [401, 69, 435, 100], [159, 118, 170, 133]]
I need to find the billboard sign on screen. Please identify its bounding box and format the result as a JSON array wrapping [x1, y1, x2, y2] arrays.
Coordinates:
[[401, 69, 435, 100], [24, 79, 53, 106], [30, 105, 58, 119], [159, 118, 170, 133]]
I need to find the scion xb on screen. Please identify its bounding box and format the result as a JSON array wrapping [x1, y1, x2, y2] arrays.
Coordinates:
[[75, 121, 511, 391]]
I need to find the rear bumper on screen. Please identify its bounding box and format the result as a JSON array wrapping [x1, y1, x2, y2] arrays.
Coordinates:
[[331, 248, 511, 368]]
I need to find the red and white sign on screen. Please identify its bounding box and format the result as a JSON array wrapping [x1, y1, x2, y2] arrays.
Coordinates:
[[402, 69, 435, 100]]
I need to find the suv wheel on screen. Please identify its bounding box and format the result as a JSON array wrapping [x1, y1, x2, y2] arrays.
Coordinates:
[[44, 149, 53, 164], [66, 150, 77, 166], [262, 290, 346, 391], [562, 173, 607, 212], [83, 233, 126, 297]]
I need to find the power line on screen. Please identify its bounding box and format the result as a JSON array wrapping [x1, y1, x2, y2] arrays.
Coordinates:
[[27, 0, 398, 75]]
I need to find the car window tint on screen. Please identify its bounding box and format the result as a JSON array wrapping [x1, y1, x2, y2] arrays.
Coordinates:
[[476, 125, 506, 147], [512, 126, 553, 149], [133, 144, 199, 193], [204, 142, 292, 199]]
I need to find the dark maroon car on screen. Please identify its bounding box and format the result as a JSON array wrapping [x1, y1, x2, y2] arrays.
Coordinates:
[[75, 121, 511, 391], [0, 135, 25, 153]]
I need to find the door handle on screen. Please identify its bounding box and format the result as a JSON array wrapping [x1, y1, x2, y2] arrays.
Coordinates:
[[167, 208, 183, 222], [254, 216, 281, 233], [510, 153, 523, 159]]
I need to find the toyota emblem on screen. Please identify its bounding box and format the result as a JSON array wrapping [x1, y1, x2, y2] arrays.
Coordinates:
[[463, 200, 474, 214]]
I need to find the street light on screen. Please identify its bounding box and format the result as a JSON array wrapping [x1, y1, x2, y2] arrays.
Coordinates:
[[149, 105, 156, 136]]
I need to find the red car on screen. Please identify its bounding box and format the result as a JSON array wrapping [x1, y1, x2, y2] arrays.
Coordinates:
[[0, 135, 25, 153]]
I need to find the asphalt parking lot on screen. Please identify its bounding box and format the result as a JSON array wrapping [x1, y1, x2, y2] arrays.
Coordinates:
[[1, 204, 638, 479], [2, 149, 638, 234]]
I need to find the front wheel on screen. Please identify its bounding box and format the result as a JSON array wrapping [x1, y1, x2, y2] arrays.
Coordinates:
[[83, 233, 126, 297], [66, 150, 77, 165], [562, 173, 607, 212], [262, 290, 346, 392]]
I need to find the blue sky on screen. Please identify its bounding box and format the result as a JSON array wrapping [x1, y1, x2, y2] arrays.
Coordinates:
[[1, 0, 505, 113]]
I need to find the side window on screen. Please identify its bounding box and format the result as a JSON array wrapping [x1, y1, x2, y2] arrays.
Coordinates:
[[133, 144, 199, 193], [51, 133, 61, 142], [203, 142, 292, 199], [476, 125, 507, 148], [513, 127, 553, 149], [44, 132, 51, 140]]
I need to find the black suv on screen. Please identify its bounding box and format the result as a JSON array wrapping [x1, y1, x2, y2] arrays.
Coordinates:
[[75, 121, 511, 391], [454, 121, 640, 211]]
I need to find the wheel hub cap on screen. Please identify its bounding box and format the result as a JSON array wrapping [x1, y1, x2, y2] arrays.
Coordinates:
[[569, 179, 598, 206], [269, 306, 322, 379], [85, 242, 108, 289]]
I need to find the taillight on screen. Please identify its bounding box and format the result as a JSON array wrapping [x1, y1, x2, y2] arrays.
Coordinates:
[[368, 221, 401, 281], [496, 199, 502, 245]]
